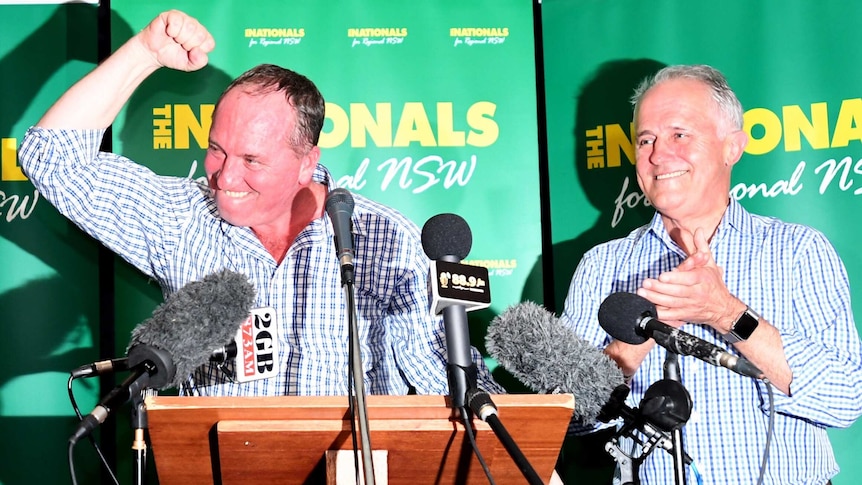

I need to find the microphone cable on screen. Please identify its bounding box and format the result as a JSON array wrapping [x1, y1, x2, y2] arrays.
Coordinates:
[[67, 373, 120, 485], [756, 378, 775, 485], [458, 405, 496, 485]]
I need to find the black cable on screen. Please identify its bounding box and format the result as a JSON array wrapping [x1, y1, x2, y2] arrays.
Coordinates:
[[67, 374, 120, 485], [69, 440, 79, 485], [459, 406, 496, 485]]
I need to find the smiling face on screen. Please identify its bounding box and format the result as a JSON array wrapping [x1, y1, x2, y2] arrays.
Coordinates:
[[204, 87, 320, 235], [634, 77, 747, 229]]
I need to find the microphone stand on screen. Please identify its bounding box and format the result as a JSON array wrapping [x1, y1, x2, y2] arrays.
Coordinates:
[[466, 388, 544, 485], [600, 384, 693, 485], [130, 390, 151, 485], [343, 273, 375, 485], [657, 339, 687, 485]]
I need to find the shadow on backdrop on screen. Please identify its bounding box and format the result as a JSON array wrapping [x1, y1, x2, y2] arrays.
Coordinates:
[[515, 58, 666, 484], [0, 4, 133, 484]]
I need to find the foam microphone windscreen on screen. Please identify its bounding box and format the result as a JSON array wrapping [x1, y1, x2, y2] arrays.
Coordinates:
[[487, 301, 625, 423], [598, 292, 658, 345], [421, 213, 472, 261], [127, 269, 256, 388]]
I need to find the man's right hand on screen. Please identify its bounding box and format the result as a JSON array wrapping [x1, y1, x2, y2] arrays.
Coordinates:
[[137, 10, 215, 73], [37, 9, 216, 129]]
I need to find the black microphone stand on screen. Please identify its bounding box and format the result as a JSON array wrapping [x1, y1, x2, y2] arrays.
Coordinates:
[[343, 268, 376, 485], [653, 332, 690, 485], [600, 337, 693, 485], [600, 383, 693, 485], [466, 388, 544, 485]]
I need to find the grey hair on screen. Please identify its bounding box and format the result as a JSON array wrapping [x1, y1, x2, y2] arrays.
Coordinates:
[[631, 64, 744, 131]]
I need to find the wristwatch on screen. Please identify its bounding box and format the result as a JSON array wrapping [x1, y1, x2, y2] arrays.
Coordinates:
[[724, 307, 760, 343]]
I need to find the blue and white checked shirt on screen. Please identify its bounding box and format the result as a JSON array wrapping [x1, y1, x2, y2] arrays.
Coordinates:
[[20, 127, 503, 397], [561, 199, 862, 485]]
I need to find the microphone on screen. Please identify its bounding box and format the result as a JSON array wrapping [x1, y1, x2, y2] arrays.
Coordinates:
[[598, 292, 763, 379], [70, 270, 255, 444], [71, 357, 130, 378], [487, 302, 692, 463], [325, 188, 355, 286], [421, 213, 487, 409], [486, 301, 625, 424]]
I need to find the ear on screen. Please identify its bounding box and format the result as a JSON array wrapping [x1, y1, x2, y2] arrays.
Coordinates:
[[298, 146, 321, 185], [723, 129, 749, 167]]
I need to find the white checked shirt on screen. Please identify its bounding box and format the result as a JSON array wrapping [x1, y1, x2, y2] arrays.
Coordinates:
[[561, 199, 862, 485], [20, 127, 503, 397]]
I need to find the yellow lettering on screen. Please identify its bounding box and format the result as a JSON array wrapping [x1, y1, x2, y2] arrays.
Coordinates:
[[320, 101, 498, 148], [466, 101, 498, 148], [831, 98, 862, 148], [393, 102, 436, 147], [782, 103, 829, 151], [350, 103, 392, 148], [173, 104, 213, 149], [436, 102, 465, 147], [320, 102, 349, 149], [604, 123, 635, 167], [2, 138, 27, 181], [743, 107, 782, 155]]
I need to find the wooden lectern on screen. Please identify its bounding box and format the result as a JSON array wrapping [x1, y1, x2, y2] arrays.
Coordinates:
[[144, 394, 574, 484]]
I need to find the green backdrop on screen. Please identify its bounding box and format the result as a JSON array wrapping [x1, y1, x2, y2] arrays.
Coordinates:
[[108, 0, 543, 380], [4, 0, 862, 484], [0, 3, 104, 484], [542, 0, 862, 483]]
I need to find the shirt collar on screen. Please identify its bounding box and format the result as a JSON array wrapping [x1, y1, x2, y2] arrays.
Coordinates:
[[644, 198, 752, 253]]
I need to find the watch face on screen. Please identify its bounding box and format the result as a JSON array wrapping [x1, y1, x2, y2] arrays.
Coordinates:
[[733, 310, 759, 340]]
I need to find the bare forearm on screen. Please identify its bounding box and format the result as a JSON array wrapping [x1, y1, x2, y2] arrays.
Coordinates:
[[731, 317, 792, 394], [604, 338, 657, 380], [38, 10, 214, 130]]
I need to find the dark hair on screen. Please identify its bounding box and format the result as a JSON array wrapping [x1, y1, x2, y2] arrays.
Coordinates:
[[217, 64, 325, 153]]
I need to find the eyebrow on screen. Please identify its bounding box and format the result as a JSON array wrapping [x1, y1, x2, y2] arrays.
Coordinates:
[[207, 140, 264, 161]]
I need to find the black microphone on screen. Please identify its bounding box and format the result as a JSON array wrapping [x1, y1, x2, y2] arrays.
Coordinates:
[[70, 270, 255, 444], [71, 357, 130, 378], [325, 188, 355, 286], [421, 213, 481, 409], [486, 301, 626, 424], [598, 292, 763, 379]]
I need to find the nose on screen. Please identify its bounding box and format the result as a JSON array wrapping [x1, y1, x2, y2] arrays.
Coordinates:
[[648, 137, 671, 164], [216, 156, 245, 188]]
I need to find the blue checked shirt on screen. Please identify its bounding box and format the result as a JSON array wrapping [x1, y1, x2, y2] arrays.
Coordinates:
[[20, 127, 503, 397], [561, 199, 862, 485]]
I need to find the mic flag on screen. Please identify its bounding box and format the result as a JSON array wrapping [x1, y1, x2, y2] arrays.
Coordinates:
[[429, 260, 491, 314], [421, 213, 490, 314], [211, 306, 280, 383]]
